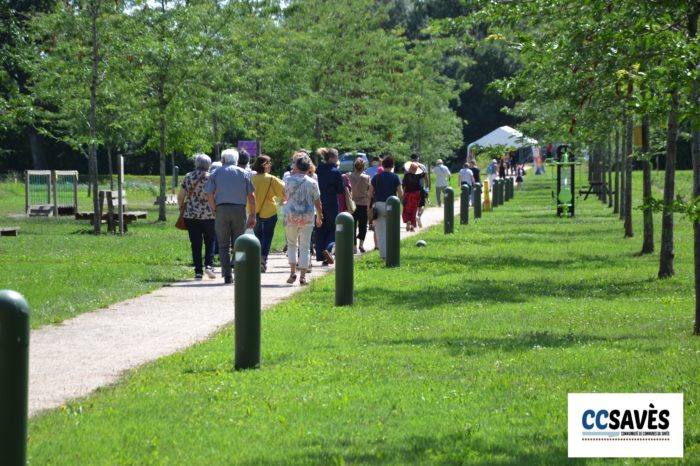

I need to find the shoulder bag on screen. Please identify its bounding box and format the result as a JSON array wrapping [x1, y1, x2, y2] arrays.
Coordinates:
[[344, 186, 356, 214]]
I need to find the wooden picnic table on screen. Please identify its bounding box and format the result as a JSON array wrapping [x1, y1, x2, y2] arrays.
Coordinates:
[[75, 190, 147, 232]]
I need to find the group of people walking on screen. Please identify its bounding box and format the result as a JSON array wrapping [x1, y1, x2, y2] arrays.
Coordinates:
[[177, 148, 422, 285], [177, 148, 523, 285]]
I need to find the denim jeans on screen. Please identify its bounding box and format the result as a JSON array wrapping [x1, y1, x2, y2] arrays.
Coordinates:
[[185, 218, 216, 274], [254, 214, 278, 259]]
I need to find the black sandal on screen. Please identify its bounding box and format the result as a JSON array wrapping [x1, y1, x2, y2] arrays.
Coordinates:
[[286, 273, 297, 284], [299, 275, 308, 286]]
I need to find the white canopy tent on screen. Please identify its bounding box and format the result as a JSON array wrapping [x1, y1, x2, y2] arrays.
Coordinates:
[[467, 126, 539, 162]]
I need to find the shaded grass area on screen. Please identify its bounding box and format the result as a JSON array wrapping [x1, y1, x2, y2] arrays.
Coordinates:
[[27, 174, 699, 464], [0, 177, 279, 327]]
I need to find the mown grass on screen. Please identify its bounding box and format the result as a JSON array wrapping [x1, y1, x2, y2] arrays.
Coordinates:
[[27, 173, 699, 464], [0, 176, 289, 327]]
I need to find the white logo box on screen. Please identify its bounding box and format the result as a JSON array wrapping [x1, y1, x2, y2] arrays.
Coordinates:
[[568, 393, 683, 458]]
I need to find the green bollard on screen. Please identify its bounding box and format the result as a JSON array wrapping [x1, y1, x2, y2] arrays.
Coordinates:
[[501, 178, 507, 203], [386, 195, 401, 267], [460, 184, 470, 225], [474, 183, 482, 219], [505, 177, 512, 201], [0, 290, 30, 466], [234, 234, 261, 370], [492, 180, 499, 208], [335, 212, 354, 306], [444, 187, 454, 234], [510, 177, 515, 198]]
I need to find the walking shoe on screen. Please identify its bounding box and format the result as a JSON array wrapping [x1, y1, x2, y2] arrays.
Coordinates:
[[195, 273, 203, 280], [261, 262, 267, 273], [224, 276, 233, 285], [417, 215, 423, 228], [322, 249, 334, 265], [204, 267, 216, 279]]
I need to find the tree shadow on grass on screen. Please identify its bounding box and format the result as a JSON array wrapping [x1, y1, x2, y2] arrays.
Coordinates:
[[374, 331, 657, 357], [240, 432, 572, 465], [355, 275, 660, 309]]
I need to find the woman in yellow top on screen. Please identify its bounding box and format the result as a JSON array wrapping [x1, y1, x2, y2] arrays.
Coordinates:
[[250, 155, 286, 272]]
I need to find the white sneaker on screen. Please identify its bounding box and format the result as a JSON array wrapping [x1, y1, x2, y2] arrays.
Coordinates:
[[204, 267, 216, 279]]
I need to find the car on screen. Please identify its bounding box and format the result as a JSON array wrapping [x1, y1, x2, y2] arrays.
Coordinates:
[[338, 152, 368, 173]]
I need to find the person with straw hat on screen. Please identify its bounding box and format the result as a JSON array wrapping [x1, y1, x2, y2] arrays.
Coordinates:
[[402, 161, 424, 232]]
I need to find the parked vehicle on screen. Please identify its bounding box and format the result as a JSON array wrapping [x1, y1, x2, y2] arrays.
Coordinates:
[[338, 152, 368, 173]]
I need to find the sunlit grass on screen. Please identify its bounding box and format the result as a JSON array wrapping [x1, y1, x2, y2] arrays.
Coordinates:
[[26, 173, 699, 464]]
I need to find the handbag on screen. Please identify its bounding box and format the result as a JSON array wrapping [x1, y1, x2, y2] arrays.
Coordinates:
[[175, 172, 206, 230], [344, 187, 356, 214], [175, 207, 187, 230]]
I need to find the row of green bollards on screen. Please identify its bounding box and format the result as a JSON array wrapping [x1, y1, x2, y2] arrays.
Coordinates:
[[0, 181, 506, 462], [0, 290, 30, 466]]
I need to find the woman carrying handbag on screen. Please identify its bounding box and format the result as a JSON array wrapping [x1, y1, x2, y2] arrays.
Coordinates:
[[177, 153, 216, 280]]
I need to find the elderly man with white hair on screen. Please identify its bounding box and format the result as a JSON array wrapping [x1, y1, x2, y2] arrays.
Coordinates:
[[204, 148, 256, 284]]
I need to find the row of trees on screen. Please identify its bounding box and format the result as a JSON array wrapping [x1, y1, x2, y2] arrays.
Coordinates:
[[2, 0, 475, 226], [468, 0, 700, 334]]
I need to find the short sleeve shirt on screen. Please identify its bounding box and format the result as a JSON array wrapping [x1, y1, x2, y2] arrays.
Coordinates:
[[181, 169, 215, 220], [283, 174, 320, 226], [203, 163, 254, 205], [434, 165, 451, 187], [459, 168, 474, 186], [371, 171, 401, 202], [251, 173, 285, 218]]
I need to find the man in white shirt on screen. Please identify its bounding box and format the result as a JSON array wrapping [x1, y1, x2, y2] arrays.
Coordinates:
[[458, 163, 475, 206], [433, 159, 451, 208]]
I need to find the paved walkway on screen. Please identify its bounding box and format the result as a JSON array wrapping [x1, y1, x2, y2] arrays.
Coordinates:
[[29, 203, 461, 416]]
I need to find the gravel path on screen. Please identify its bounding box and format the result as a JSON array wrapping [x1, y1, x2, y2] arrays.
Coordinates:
[[28, 203, 459, 417]]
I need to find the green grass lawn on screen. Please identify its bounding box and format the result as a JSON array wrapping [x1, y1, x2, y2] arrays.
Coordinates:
[[26, 172, 699, 464], [0, 176, 289, 327]]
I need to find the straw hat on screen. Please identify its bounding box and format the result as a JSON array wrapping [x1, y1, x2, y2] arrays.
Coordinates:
[[436, 159, 443, 165], [404, 161, 424, 175]]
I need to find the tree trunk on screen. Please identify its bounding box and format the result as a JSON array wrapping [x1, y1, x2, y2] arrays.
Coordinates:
[[624, 115, 634, 238], [641, 115, 654, 253], [608, 134, 613, 208], [107, 146, 114, 191], [213, 114, 220, 161], [614, 128, 620, 214], [158, 82, 167, 222], [619, 123, 626, 221], [659, 88, 679, 277], [688, 0, 700, 334], [89, 0, 101, 233], [26, 127, 48, 169], [600, 144, 607, 204]]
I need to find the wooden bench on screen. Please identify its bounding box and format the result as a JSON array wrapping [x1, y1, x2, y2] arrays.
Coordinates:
[[76, 190, 147, 232], [0, 227, 20, 237]]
